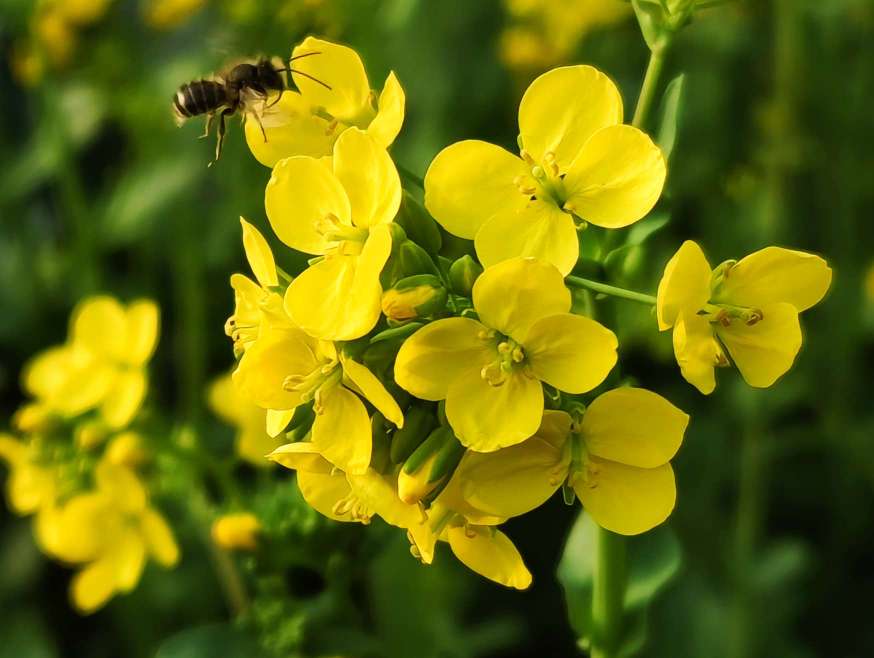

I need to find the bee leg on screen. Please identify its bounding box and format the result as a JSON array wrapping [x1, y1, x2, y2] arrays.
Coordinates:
[[251, 109, 268, 143], [199, 113, 214, 139], [209, 108, 234, 167], [266, 89, 283, 109]]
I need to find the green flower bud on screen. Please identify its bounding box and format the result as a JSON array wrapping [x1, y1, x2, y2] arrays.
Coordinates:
[[395, 191, 442, 254], [398, 426, 464, 505], [448, 255, 483, 296], [390, 403, 437, 464], [381, 274, 447, 322], [370, 412, 391, 473]]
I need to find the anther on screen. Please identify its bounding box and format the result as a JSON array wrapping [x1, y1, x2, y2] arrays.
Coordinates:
[[511, 346, 524, 363]]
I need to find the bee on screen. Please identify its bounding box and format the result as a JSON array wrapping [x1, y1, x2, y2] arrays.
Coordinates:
[[172, 53, 330, 165]]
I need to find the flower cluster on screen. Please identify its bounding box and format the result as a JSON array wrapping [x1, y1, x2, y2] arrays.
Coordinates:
[[0, 295, 178, 613], [222, 38, 697, 589]]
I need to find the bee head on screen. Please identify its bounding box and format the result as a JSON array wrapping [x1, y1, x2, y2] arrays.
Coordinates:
[[256, 59, 285, 91]]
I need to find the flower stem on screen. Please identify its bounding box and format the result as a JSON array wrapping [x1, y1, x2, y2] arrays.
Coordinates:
[[591, 526, 627, 658], [565, 276, 656, 305], [632, 45, 668, 130]]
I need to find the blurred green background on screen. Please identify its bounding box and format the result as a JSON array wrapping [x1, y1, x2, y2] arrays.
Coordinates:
[[1, 1, 873, 657]]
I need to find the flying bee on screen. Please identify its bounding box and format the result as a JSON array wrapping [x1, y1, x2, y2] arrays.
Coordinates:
[[172, 53, 330, 165]]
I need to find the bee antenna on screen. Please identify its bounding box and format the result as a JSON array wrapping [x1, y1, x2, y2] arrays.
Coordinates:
[[289, 51, 321, 61], [275, 68, 332, 90]]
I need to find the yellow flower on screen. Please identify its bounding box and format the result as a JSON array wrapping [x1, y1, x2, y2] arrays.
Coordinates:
[[142, 0, 205, 29], [395, 257, 617, 452], [457, 387, 688, 535], [424, 65, 665, 275], [656, 241, 832, 394], [54, 0, 113, 25], [211, 512, 261, 551], [266, 127, 400, 340], [234, 329, 403, 474], [37, 460, 178, 614], [207, 373, 286, 465], [23, 295, 159, 428], [0, 434, 57, 516], [246, 36, 405, 167], [225, 217, 293, 358]]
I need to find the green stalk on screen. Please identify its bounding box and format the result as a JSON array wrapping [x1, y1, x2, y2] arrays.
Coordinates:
[[632, 45, 668, 129], [565, 276, 656, 306], [591, 526, 628, 658]]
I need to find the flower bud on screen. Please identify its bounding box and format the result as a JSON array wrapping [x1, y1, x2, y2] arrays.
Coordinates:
[[12, 403, 52, 434], [381, 275, 447, 322], [105, 431, 149, 467], [448, 255, 483, 296], [399, 426, 464, 505], [211, 512, 261, 551], [390, 404, 437, 464], [75, 420, 109, 450]]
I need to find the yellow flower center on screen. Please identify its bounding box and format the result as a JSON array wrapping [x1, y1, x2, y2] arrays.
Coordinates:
[[282, 358, 342, 413], [315, 212, 370, 246], [224, 317, 258, 358], [515, 149, 568, 209], [478, 332, 530, 387], [331, 487, 373, 524]]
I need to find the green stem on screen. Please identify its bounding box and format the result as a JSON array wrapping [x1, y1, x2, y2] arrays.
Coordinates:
[[591, 526, 627, 658], [632, 45, 668, 129], [566, 276, 656, 305], [397, 163, 424, 190]]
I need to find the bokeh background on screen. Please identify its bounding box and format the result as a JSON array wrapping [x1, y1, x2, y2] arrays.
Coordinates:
[[1, 1, 873, 657]]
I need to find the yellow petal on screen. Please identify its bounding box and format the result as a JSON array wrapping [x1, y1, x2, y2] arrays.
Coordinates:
[[394, 317, 494, 401], [715, 246, 832, 312], [265, 155, 351, 255], [292, 37, 371, 123], [285, 224, 391, 340], [518, 65, 623, 171], [95, 461, 147, 513], [232, 327, 319, 410], [475, 200, 579, 276], [312, 386, 372, 474], [100, 369, 147, 429], [123, 299, 160, 365], [347, 469, 420, 529], [717, 302, 802, 388], [268, 442, 334, 473], [240, 217, 278, 288], [341, 357, 404, 427], [71, 296, 128, 359], [266, 408, 295, 438], [445, 368, 543, 452], [656, 240, 712, 331], [71, 555, 119, 613], [581, 388, 687, 468], [458, 414, 570, 518], [245, 91, 334, 167], [332, 127, 401, 228], [297, 470, 357, 522], [575, 459, 676, 535], [0, 434, 25, 466], [672, 311, 718, 395], [563, 124, 666, 229], [38, 493, 105, 560], [367, 71, 405, 147], [8, 462, 55, 515], [473, 257, 571, 342], [114, 529, 147, 592], [424, 140, 529, 239], [238, 426, 282, 466], [525, 314, 617, 394], [141, 508, 179, 567], [447, 525, 532, 590], [207, 373, 244, 425]]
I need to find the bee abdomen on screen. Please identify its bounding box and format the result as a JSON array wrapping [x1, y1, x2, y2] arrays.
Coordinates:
[[173, 80, 227, 120]]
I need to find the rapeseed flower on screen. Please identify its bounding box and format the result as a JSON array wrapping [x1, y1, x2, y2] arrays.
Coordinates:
[[424, 65, 665, 275], [395, 257, 617, 451], [657, 241, 832, 393]]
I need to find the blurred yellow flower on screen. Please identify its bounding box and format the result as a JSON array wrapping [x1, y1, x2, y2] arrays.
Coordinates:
[[425, 65, 665, 275], [234, 329, 403, 474], [23, 296, 159, 428], [266, 128, 400, 340], [246, 37, 405, 167], [208, 373, 285, 465], [143, 0, 206, 29], [657, 241, 832, 394], [37, 460, 178, 614], [211, 512, 261, 551], [55, 0, 114, 25], [395, 257, 617, 451], [500, 0, 631, 72], [457, 388, 688, 535], [0, 434, 57, 516]]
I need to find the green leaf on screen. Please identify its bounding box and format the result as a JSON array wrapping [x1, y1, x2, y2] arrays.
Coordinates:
[[557, 512, 682, 655], [656, 75, 686, 162], [156, 623, 266, 658]]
